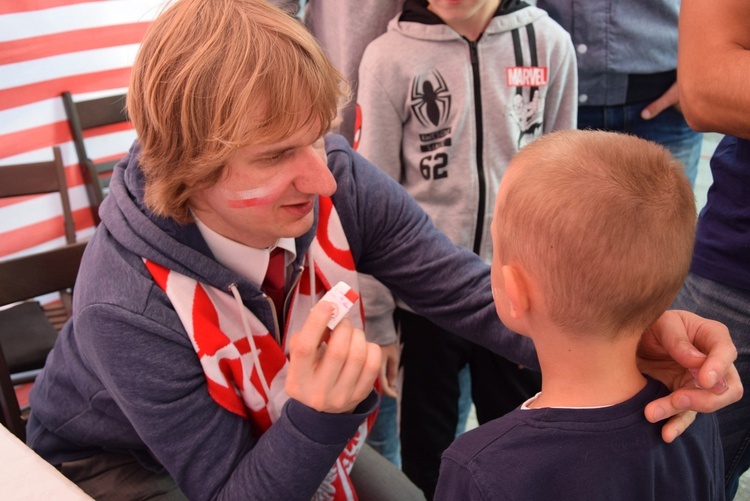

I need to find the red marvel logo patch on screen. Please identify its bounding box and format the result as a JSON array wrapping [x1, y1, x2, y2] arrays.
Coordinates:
[[506, 66, 548, 87]]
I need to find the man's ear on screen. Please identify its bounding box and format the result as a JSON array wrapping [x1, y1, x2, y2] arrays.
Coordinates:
[[501, 264, 530, 319]]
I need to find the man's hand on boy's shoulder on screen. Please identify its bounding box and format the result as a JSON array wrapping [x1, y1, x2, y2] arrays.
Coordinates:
[[637, 309, 742, 442]]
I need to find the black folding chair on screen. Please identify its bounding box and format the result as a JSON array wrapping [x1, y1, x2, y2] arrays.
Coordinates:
[[0, 242, 87, 441]]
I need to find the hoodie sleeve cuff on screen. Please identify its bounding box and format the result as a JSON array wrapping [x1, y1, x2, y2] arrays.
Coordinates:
[[284, 390, 379, 445]]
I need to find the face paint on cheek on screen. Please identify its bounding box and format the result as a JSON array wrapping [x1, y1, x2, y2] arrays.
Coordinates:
[[225, 177, 286, 209]]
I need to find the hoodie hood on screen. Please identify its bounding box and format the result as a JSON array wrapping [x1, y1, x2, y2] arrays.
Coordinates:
[[392, 1, 543, 43], [400, 0, 530, 27]]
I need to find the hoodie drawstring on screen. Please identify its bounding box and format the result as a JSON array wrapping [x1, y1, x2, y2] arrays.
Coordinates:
[[228, 283, 278, 422]]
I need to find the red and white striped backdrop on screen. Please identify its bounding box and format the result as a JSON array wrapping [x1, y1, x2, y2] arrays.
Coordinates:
[[0, 0, 166, 260]]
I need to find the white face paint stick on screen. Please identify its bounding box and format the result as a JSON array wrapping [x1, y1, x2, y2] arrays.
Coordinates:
[[319, 281, 360, 330]]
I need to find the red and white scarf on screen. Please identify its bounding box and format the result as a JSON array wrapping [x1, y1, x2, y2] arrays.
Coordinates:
[[145, 197, 373, 500]]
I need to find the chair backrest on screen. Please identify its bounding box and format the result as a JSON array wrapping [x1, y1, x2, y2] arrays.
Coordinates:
[[0, 242, 87, 307], [0, 146, 75, 245], [0, 241, 87, 441], [61, 91, 129, 225]]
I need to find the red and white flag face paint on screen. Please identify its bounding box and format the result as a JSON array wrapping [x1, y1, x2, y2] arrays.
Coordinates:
[[226, 186, 275, 208], [225, 174, 288, 208]]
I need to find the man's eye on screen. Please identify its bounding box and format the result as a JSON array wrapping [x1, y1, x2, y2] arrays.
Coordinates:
[[265, 149, 292, 163]]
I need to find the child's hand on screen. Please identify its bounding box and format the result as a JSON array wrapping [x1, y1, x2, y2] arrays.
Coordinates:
[[379, 342, 399, 398]]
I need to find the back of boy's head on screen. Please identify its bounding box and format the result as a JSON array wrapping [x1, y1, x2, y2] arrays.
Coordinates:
[[496, 129, 696, 336]]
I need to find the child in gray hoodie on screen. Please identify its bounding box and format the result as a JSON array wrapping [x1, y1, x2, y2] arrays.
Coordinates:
[[355, 0, 577, 496]]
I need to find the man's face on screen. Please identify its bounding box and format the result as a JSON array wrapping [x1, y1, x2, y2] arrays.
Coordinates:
[[189, 123, 336, 249]]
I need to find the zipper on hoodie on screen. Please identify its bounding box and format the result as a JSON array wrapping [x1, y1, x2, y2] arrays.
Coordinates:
[[269, 264, 305, 344], [467, 39, 486, 256], [264, 294, 281, 343]]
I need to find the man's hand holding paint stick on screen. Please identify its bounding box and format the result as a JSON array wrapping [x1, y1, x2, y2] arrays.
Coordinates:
[[286, 282, 382, 414]]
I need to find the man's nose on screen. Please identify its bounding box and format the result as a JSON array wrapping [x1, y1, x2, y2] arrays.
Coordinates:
[[294, 145, 336, 196]]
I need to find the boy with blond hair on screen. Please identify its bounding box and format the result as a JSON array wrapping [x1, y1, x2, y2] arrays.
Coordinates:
[[436, 130, 724, 500]]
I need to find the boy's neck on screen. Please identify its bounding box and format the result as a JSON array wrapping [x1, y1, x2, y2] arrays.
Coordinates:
[[529, 327, 647, 409], [427, 0, 502, 42]]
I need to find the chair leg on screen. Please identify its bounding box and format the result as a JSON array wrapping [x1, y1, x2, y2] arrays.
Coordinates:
[[0, 344, 26, 442]]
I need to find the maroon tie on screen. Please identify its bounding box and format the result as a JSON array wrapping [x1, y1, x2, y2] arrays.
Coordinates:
[[262, 248, 286, 320]]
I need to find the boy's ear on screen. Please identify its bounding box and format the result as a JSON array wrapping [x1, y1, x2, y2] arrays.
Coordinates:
[[502, 265, 530, 319]]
